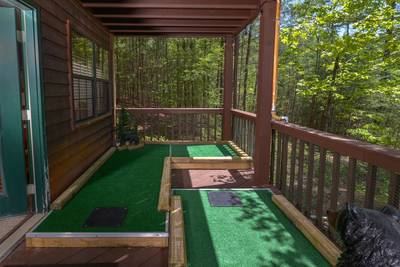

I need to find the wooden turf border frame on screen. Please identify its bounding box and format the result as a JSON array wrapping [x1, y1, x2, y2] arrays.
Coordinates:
[[169, 196, 187, 267], [170, 156, 253, 170], [36, 141, 251, 248], [158, 157, 172, 211], [157, 140, 253, 212], [25, 212, 169, 248], [25, 232, 168, 248], [145, 140, 251, 160], [172, 189, 340, 266], [51, 147, 116, 210], [272, 194, 341, 266]]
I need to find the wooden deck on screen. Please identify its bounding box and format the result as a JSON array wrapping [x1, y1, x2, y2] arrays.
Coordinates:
[[1, 242, 167, 267], [172, 169, 256, 188]]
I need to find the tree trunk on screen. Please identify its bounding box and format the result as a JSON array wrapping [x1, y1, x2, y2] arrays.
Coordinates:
[[242, 25, 253, 111]]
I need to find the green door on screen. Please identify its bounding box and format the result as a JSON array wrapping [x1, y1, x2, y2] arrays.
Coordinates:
[[0, 7, 28, 216]]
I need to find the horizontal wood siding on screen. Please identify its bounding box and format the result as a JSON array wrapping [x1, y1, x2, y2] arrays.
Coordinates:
[[32, 0, 113, 200]]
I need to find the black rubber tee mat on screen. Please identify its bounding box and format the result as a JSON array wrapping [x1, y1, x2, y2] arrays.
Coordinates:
[[207, 191, 243, 207], [84, 207, 128, 228]]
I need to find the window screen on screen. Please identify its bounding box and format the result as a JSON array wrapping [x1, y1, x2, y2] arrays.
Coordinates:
[[95, 47, 109, 115], [72, 31, 110, 122]]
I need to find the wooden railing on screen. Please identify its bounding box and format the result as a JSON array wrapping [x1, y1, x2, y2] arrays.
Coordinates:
[[270, 120, 400, 232], [231, 109, 256, 157], [117, 108, 223, 142]]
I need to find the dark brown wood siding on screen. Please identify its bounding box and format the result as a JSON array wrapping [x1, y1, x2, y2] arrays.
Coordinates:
[[32, 0, 113, 200]]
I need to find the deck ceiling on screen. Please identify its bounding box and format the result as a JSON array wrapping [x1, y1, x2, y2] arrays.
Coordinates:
[[80, 0, 260, 36]]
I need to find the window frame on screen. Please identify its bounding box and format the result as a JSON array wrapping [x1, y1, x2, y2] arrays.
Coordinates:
[[67, 22, 111, 128]]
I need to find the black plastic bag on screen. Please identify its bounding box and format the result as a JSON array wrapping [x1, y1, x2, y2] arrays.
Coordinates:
[[336, 203, 400, 267]]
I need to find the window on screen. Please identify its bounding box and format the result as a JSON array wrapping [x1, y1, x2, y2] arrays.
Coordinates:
[[72, 31, 110, 122], [95, 47, 109, 115]]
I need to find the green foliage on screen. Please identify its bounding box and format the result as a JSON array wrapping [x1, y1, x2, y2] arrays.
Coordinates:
[[276, 0, 400, 149], [113, 1, 400, 149], [235, 18, 260, 113], [115, 37, 224, 108]]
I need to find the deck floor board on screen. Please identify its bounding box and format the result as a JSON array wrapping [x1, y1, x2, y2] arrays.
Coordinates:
[[172, 169, 255, 188], [1, 242, 167, 266]]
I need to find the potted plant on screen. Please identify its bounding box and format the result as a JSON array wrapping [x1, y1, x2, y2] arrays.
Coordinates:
[[116, 107, 142, 150]]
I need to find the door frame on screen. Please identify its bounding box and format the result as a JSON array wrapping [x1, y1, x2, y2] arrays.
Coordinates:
[[3, 0, 49, 213]]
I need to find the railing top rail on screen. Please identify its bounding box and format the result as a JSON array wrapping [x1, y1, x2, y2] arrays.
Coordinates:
[[117, 107, 223, 114], [231, 108, 256, 122], [272, 120, 400, 173]]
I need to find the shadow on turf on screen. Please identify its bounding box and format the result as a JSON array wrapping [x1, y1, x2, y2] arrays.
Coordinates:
[[234, 190, 328, 267], [177, 190, 219, 267]]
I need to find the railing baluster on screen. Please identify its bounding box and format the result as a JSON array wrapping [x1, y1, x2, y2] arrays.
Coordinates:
[[329, 153, 340, 211], [281, 134, 288, 195], [388, 172, 399, 208], [270, 130, 276, 185], [296, 140, 305, 209], [207, 113, 210, 141], [142, 114, 146, 141], [316, 147, 326, 227], [185, 113, 189, 139], [214, 114, 217, 140], [245, 120, 249, 154], [240, 118, 244, 150], [177, 114, 181, 140], [243, 120, 249, 154], [250, 123, 253, 156], [364, 164, 377, 209], [305, 143, 314, 217], [171, 115, 175, 140], [276, 133, 283, 189], [151, 114, 154, 141], [289, 137, 297, 201], [346, 158, 357, 203]]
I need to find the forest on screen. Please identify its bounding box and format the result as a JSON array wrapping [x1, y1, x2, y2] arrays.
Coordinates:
[[115, 0, 399, 150], [115, 37, 224, 108]]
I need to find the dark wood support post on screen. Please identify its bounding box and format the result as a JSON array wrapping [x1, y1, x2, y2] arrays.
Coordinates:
[[222, 35, 234, 140], [254, 0, 279, 186]]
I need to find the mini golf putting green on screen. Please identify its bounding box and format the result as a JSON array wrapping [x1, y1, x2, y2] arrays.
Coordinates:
[[34, 144, 237, 233], [174, 189, 330, 267]]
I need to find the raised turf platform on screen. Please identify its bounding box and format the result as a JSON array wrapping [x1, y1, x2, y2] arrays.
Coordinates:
[[27, 144, 240, 247], [174, 189, 331, 267]]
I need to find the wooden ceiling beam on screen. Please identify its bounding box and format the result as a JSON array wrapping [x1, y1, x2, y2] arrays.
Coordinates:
[[95, 14, 251, 20], [103, 22, 242, 28], [91, 8, 256, 20], [80, 0, 259, 34], [82, 2, 258, 10], [99, 19, 246, 28], [114, 32, 227, 37], [110, 28, 235, 34]]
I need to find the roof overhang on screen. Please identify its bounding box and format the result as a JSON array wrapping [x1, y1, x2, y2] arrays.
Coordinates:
[[80, 0, 260, 36]]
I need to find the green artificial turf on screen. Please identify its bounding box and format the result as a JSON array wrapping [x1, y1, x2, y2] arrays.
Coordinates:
[[35, 144, 237, 233], [174, 189, 330, 267], [171, 144, 237, 157]]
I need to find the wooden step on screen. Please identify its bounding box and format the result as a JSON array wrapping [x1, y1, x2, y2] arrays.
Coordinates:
[[169, 196, 187, 267]]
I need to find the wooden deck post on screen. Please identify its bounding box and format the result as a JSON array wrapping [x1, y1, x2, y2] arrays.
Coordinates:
[[254, 0, 279, 185], [222, 35, 234, 141]]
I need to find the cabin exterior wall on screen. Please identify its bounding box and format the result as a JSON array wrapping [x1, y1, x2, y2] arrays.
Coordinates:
[[32, 0, 113, 200]]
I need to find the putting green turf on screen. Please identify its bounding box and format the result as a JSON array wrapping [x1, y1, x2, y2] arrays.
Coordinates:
[[174, 189, 330, 267], [34, 144, 237, 233]]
